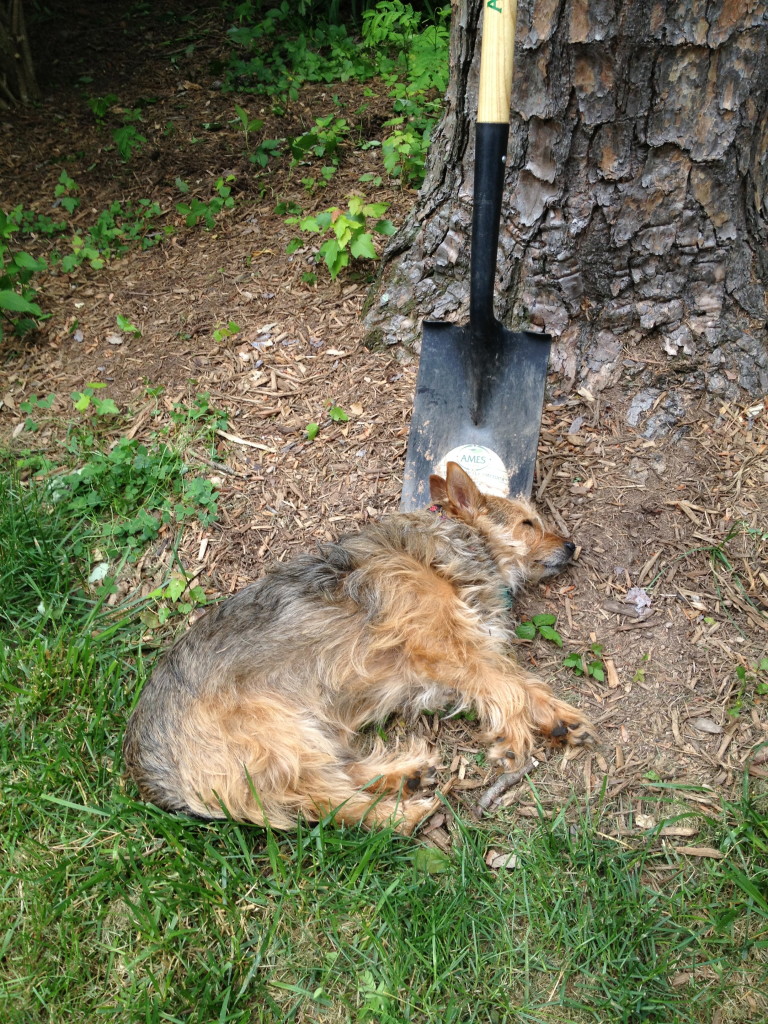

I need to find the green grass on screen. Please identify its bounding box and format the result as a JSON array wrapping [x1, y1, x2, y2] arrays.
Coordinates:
[[1, 460, 766, 1023]]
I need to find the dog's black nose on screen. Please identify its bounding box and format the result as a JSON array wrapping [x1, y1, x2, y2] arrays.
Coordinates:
[[564, 541, 576, 557]]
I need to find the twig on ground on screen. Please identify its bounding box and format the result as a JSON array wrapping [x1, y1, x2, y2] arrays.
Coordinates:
[[474, 758, 539, 818]]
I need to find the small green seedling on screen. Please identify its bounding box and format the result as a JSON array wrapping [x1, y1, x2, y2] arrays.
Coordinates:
[[54, 171, 79, 214], [328, 404, 349, 423], [70, 382, 120, 416], [116, 314, 141, 336], [304, 405, 348, 440], [633, 652, 651, 683], [285, 196, 396, 279], [144, 574, 209, 626], [176, 177, 236, 230], [87, 93, 118, 121], [169, 392, 228, 433], [515, 613, 563, 647], [212, 320, 241, 343], [233, 103, 263, 153], [563, 643, 606, 682], [289, 115, 349, 166], [274, 200, 303, 217], [252, 138, 282, 167], [19, 393, 55, 431], [730, 658, 768, 717]]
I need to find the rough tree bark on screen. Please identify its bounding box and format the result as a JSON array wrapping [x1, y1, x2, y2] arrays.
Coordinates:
[[0, 0, 39, 107], [364, 0, 768, 401]]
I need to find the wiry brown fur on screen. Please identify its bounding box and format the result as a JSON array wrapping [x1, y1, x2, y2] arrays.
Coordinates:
[[123, 463, 594, 833]]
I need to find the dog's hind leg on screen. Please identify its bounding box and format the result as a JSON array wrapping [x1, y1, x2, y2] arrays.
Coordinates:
[[170, 693, 438, 833], [343, 735, 439, 795], [300, 769, 440, 834]]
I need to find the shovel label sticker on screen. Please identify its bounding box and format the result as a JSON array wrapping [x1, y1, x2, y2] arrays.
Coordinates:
[[437, 445, 509, 497]]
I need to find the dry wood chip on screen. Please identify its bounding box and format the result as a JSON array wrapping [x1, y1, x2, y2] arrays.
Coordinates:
[[423, 826, 452, 853], [605, 658, 620, 689], [747, 742, 768, 766], [421, 813, 446, 833], [485, 849, 518, 870], [216, 429, 276, 452], [674, 846, 725, 860], [660, 826, 699, 837], [671, 973, 692, 988], [690, 717, 723, 735]]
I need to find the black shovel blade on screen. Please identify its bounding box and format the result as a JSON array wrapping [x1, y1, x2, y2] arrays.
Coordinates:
[[400, 321, 551, 511]]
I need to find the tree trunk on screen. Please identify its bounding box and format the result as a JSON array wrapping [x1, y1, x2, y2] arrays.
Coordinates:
[[0, 0, 40, 107], [364, 0, 768, 400]]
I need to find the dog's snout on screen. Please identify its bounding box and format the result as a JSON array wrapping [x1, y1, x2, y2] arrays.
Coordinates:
[[564, 541, 576, 557]]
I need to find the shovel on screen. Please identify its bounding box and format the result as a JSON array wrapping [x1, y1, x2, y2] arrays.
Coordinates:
[[400, 0, 551, 510]]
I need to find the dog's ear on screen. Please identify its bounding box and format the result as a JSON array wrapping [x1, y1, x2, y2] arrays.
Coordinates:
[[428, 473, 449, 504], [444, 462, 485, 517]]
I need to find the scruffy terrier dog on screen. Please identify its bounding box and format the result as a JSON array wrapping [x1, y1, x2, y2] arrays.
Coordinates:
[[124, 463, 594, 833]]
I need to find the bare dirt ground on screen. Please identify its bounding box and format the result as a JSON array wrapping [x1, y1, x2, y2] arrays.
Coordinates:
[[2, 2, 766, 846]]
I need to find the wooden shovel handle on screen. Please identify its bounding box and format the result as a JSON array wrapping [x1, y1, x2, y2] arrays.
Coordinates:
[[477, 0, 517, 125]]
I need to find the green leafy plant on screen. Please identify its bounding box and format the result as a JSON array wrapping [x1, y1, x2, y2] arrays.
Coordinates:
[[252, 137, 283, 167], [633, 651, 651, 683], [328, 404, 349, 423], [221, 1, 449, 186], [212, 320, 241, 342], [70, 382, 121, 417], [0, 203, 51, 339], [563, 643, 606, 682], [176, 176, 236, 229], [382, 117, 432, 186], [54, 171, 79, 214], [144, 574, 209, 626], [169, 392, 229, 434], [225, 3, 375, 101], [290, 114, 349, 166], [116, 314, 141, 336], [359, 171, 384, 187], [363, 1, 450, 185], [729, 658, 768, 717], [231, 103, 283, 167], [0, 232, 47, 340], [49, 433, 221, 560], [112, 108, 147, 161], [233, 103, 263, 153], [86, 92, 118, 121], [19, 393, 56, 432], [515, 613, 563, 647], [361, 0, 421, 48], [274, 199, 303, 217], [53, 199, 168, 273], [304, 404, 348, 441], [285, 195, 396, 279]]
